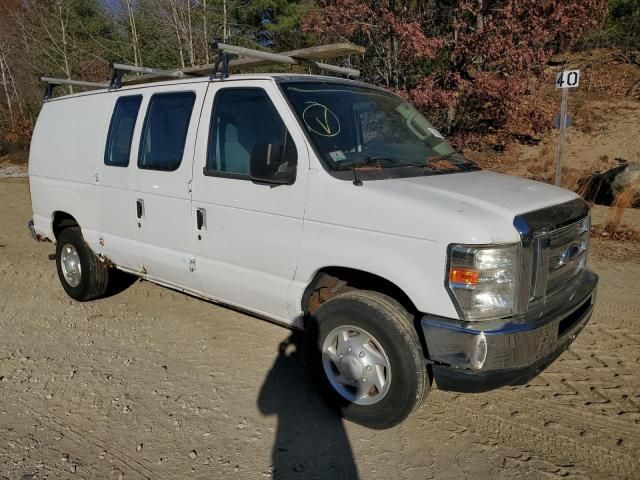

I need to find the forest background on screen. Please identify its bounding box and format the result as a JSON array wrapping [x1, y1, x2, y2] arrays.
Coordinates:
[[0, 0, 637, 153]]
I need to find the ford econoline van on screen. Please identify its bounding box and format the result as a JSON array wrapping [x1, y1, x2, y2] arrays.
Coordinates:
[[28, 70, 597, 429]]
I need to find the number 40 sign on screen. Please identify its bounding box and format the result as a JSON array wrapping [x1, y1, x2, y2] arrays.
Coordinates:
[[556, 69, 580, 89], [554, 69, 580, 187]]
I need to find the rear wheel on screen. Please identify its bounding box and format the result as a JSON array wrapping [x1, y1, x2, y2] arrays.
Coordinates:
[[306, 290, 429, 429], [55, 227, 109, 301]]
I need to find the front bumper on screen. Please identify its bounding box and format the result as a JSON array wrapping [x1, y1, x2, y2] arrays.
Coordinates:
[[422, 269, 598, 392]]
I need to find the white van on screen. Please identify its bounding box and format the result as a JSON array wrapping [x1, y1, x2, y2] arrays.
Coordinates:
[[28, 70, 597, 429]]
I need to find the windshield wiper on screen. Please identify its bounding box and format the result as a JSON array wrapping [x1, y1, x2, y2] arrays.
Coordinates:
[[333, 156, 400, 171], [334, 157, 401, 186], [423, 151, 479, 172]]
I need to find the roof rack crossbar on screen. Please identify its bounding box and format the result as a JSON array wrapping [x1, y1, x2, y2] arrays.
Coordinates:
[[109, 63, 188, 89], [210, 42, 361, 79], [40, 76, 109, 100]]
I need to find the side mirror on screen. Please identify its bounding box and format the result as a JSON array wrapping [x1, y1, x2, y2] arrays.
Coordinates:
[[250, 142, 297, 185]]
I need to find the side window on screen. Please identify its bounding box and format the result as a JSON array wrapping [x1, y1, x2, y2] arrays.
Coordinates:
[[104, 95, 142, 167], [206, 88, 294, 178], [138, 92, 196, 171]]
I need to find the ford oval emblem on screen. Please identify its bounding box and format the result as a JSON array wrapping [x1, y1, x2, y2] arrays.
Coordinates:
[[560, 243, 581, 264]]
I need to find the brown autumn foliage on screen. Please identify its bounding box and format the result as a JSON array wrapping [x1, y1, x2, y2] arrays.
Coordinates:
[[304, 0, 609, 148]]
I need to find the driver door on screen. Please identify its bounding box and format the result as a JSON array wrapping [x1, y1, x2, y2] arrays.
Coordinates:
[[190, 80, 309, 322]]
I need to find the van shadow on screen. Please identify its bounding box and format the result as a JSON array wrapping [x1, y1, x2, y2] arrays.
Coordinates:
[[103, 269, 139, 298], [258, 330, 359, 480]]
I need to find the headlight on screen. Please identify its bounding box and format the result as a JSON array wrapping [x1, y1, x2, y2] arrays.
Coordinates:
[[446, 243, 519, 320]]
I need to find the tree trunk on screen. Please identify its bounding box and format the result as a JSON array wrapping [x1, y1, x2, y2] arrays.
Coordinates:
[[203, 0, 209, 64], [170, 0, 186, 69], [0, 51, 13, 120], [476, 0, 484, 33], [187, 0, 194, 66], [223, 0, 228, 42], [475, 0, 484, 70], [57, 1, 73, 94], [123, 0, 142, 67], [2, 50, 23, 115]]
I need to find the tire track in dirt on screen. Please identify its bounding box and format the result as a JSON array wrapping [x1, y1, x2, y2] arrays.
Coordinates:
[[3, 387, 172, 479], [427, 395, 637, 479]]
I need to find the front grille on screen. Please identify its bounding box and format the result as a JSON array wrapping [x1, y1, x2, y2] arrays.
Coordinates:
[[545, 218, 590, 296], [514, 199, 591, 311], [528, 215, 590, 305]]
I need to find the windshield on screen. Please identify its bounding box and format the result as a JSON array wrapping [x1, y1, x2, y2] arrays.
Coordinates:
[[280, 81, 478, 176]]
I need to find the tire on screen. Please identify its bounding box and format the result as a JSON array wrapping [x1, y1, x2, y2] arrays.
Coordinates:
[[55, 227, 109, 301], [306, 290, 430, 429]]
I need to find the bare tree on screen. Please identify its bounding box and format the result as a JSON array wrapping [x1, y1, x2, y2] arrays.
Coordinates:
[[202, 0, 209, 63], [186, 0, 195, 66], [0, 49, 14, 120], [123, 0, 142, 66], [168, 0, 187, 68], [223, 0, 228, 41], [56, 0, 73, 92]]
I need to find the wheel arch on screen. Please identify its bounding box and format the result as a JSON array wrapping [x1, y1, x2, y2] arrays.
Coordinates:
[[52, 211, 80, 240], [301, 266, 418, 317]]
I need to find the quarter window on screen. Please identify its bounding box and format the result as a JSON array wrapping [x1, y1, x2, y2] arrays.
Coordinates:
[[104, 95, 142, 167], [206, 88, 294, 177], [138, 92, 196, 171]]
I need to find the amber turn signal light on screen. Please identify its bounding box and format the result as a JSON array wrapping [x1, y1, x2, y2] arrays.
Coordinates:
[[449, 268, 479, 285]]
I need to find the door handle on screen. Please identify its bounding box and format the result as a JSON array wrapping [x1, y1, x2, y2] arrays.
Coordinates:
[[196, 207, 206, 230], [136, 199, 144, 219]]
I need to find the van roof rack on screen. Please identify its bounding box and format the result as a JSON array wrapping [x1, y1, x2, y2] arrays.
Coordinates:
[[40, 41, 365, 99], [40, 76, 109, 100], [208, 41, 362, 80], [122, 41, 365, 86]]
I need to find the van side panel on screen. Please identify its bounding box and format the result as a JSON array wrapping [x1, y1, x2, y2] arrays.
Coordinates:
[[29, 95, 112, 248], [288, 168, 459, 321]]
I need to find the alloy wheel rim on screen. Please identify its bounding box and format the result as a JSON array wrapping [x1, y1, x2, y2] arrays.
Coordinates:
[[60, 244, 82, 288], [321, 325, 391, 406]]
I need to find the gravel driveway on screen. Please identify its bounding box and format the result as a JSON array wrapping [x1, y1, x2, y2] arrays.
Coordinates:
[[1, 178, 638, 479]]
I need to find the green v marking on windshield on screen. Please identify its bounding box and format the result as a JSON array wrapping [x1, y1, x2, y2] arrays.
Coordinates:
[[315, 108, 332, 134]]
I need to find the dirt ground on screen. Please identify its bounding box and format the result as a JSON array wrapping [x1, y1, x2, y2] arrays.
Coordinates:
[[0, 178, 638, 480]]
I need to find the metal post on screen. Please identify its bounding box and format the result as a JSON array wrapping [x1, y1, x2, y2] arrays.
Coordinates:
[[555, 87, 569, 186]]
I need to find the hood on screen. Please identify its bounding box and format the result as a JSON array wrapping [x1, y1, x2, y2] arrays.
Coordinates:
[[306, 170, 580, 245]]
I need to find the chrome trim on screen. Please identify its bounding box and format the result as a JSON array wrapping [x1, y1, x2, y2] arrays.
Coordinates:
[[422, 269, 597, 372], [516, 233, 533, 314], [535, 236, 552, 301], [513, 198, 590, 310]]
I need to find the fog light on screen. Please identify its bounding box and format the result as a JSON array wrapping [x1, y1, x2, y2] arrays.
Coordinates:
[[469, 333, 487, 370]]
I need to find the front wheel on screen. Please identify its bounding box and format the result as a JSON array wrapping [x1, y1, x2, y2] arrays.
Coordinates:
[[306, 290, 430, 429]]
